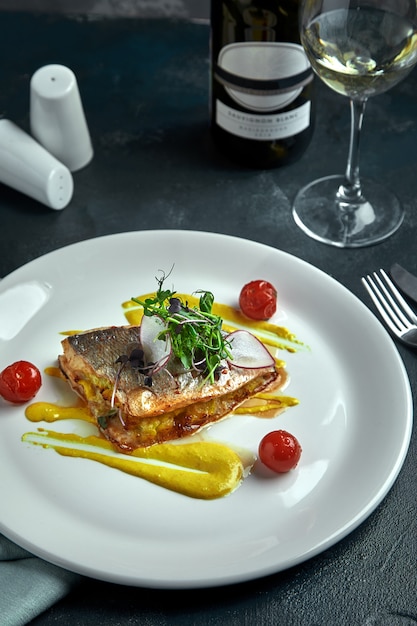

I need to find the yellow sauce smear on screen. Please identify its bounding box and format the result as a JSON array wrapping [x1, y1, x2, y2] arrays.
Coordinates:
[[234, 393, 299, 416], [22, 430, 243, 500], [24, 402, 247, 499], [25, 401, 95, 424]]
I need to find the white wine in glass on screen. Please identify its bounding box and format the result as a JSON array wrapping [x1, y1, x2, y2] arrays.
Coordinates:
[[292, 0, 417, 247]]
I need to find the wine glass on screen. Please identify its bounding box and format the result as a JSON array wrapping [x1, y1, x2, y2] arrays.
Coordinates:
[[292, 0, 417, 247]]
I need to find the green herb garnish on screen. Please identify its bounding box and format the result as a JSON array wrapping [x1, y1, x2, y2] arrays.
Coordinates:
[[132, 272, 231, 383]]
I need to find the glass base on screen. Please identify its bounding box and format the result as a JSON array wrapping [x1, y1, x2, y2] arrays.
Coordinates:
[[292, 175, 404, 248]]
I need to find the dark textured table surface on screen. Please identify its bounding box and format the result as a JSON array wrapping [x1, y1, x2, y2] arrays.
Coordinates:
[[0, 12, 416, 626]]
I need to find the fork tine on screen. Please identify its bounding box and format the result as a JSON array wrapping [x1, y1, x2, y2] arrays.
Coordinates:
[[362, 268, 417, 335], [361, 274, 402, 335], [375, 269, 417, 325]]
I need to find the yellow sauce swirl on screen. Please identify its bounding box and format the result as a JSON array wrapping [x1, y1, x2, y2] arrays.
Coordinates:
[[22, 429, 244, 500], [24, 400, 249, 500]]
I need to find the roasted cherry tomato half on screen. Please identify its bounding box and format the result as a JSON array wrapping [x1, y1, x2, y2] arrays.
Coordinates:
[[258, 430, 302, 473], [0, 360, 42, 404], [239, 280, 277, 320]]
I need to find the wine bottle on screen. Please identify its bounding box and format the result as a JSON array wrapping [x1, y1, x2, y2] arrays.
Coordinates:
[[210, 0, 315, 168]]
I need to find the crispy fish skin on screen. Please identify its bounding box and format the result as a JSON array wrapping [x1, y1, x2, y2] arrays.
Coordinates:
[[59, 325, 279, 451]]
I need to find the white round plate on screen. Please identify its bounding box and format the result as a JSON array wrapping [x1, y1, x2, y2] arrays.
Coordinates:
[[0, 231, 412, 588]]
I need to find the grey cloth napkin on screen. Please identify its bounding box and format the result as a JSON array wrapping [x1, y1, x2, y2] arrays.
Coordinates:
[[0, 534, 81, 626]]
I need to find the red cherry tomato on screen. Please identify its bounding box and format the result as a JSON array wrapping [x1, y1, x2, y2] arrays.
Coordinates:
[[239, 280, 277, 320], [258, 430, 302, 473], [0, 360, 42, 404]]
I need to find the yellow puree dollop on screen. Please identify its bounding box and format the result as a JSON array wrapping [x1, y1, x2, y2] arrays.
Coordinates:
[[22, 295, 301, 500]]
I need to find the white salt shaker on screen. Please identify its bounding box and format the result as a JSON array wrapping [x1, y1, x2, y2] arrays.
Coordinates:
[[0, 119, 73, 210], [30, 64, 93, 172]]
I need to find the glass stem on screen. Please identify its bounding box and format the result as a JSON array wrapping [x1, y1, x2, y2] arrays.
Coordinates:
[[340, 98, 367, 201]]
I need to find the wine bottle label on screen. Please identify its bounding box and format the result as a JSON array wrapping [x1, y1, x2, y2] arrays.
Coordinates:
[[216, 99, 311, 141], [215, 42, 313, 109], [214, 41, 313, 140]]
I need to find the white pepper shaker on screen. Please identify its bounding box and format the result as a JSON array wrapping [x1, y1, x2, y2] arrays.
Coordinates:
[[0, 119, 73, 210], [30, 64, 93, 172]]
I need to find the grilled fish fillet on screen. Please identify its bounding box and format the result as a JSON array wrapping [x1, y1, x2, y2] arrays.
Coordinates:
[[59, 325, 279, 451]]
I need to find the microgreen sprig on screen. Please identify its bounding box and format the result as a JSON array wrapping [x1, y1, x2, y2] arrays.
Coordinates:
[[132, 273, 231, 383]]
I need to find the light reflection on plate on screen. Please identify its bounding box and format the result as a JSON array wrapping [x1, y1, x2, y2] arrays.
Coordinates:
[[0, 231, 412, 588], [0, 281, 51, 340]]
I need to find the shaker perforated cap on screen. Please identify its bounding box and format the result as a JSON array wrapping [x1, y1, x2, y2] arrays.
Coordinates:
[[0, 119, 73, 210], [30, 64, 93, 172]]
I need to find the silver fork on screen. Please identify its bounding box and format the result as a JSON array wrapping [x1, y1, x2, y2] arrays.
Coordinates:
[[362, 269, 417, 348]]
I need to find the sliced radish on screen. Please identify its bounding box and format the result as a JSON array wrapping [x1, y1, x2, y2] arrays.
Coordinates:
[[226, 330, 275, 369], [139, 314, 172, 372]]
